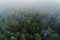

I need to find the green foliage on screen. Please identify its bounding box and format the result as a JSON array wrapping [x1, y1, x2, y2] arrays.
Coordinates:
[[35, 33, 41, 40], [21, 34, 26, 40], [11, 36, 17, 40], [0, 13, 59, 40], [0, 34, 5, 40]]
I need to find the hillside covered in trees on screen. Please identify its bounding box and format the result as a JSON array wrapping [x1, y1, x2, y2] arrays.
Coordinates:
[[0, 9, 60, 40]]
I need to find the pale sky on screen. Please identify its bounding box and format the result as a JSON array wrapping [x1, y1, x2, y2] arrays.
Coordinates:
[[0, 0, 59, 13], [0, 0, 59, 6], [0, 0, 59, 14], [0, 0, 59, 4]]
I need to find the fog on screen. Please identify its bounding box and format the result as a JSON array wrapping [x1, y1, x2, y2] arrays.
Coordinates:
[[0, 0, 60, 15]]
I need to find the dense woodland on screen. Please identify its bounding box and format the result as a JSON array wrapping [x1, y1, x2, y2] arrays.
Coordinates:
[[0, 9, 60, 40]]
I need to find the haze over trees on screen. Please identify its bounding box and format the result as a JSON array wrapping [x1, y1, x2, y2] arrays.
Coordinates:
[[0, 8, 59, 40], [0, 0, 60, 40]]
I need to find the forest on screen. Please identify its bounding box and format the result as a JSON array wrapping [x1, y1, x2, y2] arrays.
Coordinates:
[[0, 8, 60, 40]]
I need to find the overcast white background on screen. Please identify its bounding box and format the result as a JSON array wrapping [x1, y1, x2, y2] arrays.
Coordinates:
[[0, 0, 59, 4], [0, 0, 59, 14]]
